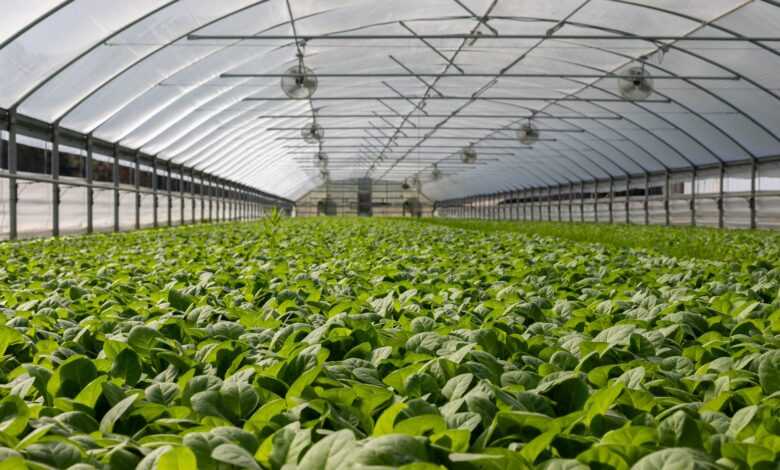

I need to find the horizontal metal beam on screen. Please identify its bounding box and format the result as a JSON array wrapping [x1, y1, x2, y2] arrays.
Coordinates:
[[277, 136, 557, 142], [287, 151, 516, 156], [257, 114, 622, 120], [223, 72, 739, 80], [284, 144, 533, 150], [246, 96, 670, 103], [190, 34, 780, 41], [267, 126, 585, 132]]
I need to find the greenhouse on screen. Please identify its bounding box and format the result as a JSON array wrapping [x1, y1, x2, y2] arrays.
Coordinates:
[[1, 1, 780, 469]]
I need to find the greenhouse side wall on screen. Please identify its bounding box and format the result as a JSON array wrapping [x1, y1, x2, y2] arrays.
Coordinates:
[[0, 128, 290, 241], [435, 159, 780, 230]]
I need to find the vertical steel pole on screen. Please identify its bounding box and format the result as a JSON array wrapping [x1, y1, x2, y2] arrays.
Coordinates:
[[547, 186, 552, 221], [179, 166, 185, 224], [608, 177, 614, 224], [166, 162, 172, 227], [557, 185, 562, 221], [52, 127, 60, 237], [208, 176, 213, 222], [580, 181, 585, 222], [750, 160, 757, 229], [190, 169, 196, 223], [199, 173, 206, 223], [625, 176, 630, 224], [718, 163, 725, 229], [568, 182, 574, 222], [112, 145, 120, 233], [152, 157, 159, 229], [664, 171, 671, 226], [594, 180, 599, 223], [134, 152, 141, 230], [644, 173, 650, 226], [85, 135, 94, 234], [690, 168, 697, 227], [7, 112, 18, 240]]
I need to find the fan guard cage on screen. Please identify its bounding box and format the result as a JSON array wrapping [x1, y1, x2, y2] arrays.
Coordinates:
[[281, 62, 318, 99], [518, 123, 540, 146], [302, 122, 324, 144], [618, 66, 654, 101]]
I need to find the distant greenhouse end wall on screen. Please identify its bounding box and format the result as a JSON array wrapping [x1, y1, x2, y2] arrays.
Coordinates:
[[436, 159, 780, 230], [296, 178, 433, 218]]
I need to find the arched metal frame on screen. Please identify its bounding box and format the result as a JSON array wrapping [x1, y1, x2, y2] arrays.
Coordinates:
[[1, 0, 779, 221]]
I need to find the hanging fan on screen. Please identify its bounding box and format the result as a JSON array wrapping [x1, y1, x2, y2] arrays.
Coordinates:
[[314, 152, 328, 168], [320, 168, 329, 180], [302, 121, 324, 144], [517, 122, 540, 146], [401, 178, 411, 190], [461, 144, 477, 164], [410, 175, 421, 188], [281, 52, 318, 99], [431, 164, 442, 181], [618, 65, 654, 101]]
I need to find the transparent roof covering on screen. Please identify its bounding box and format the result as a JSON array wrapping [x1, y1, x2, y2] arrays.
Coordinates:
[[1, 0, 779, 200]]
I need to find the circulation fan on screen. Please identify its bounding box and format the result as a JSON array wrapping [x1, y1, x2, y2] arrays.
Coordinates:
[[281, 51, 318, 99], [302, 121, 324, 144], [517, 121, 540, 146], [461, 144, 477, 164], [320, 168, 330, 180], [618, 65, 654, 101], [431, 164, 442, 181], [314, 152, 328, 168], [401, 179, 411, 190]]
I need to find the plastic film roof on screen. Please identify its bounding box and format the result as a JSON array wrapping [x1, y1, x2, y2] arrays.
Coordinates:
[[2, 0, 780, 201]]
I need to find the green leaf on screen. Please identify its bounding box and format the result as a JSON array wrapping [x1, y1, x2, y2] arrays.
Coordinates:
[[631, 448, 720, 470], [169, 289, 196, 311], [0, 325, 24, 357], [296, 430, 358, 470], [127, 325, 162, 356], [99, 394, 138, 434], [394, 414, 446, 436], [0, 396, 29, 436], [758, 350, 780, 395], [212, 443, 262, 470], [220, 381, 259, 422], [157, 446, 198, 470], [111, 347, 142, 386]]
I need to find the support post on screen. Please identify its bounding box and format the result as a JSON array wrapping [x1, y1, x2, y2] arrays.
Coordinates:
[[134, 152, 141, 230], [52, 127, 61, 237], [718, 163, 725, 229], [664, 171, 671, 226], [179, 166, 185, 224], [166, 162, 172, 227], [547, 186, 552, 221], [608, 177, 614, 224], [594, 180, 599, 223], [644, 173, 650, 226], [568, 182, 574, 222], [690, 168, 696, 227], [580, 181, 585, 222], [208, 176, 213, 222], [112, 145, 120, 232], [625, 177, 630, 224], [749, 160, 757, 229], [522, 190, 527, 221], [190, 169, 196, 223], [7, 112, 18, 240], [199, 173, 206, 223], [152, 157, 159, 229], [86, 135, 94, 234], [558, 185, 563, 221]]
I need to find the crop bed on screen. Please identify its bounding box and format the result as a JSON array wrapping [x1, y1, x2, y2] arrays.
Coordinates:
[[0, 218, 778, 469]]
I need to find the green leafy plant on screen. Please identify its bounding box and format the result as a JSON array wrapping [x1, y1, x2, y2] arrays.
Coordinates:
[[0, 218, 777, 469]]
